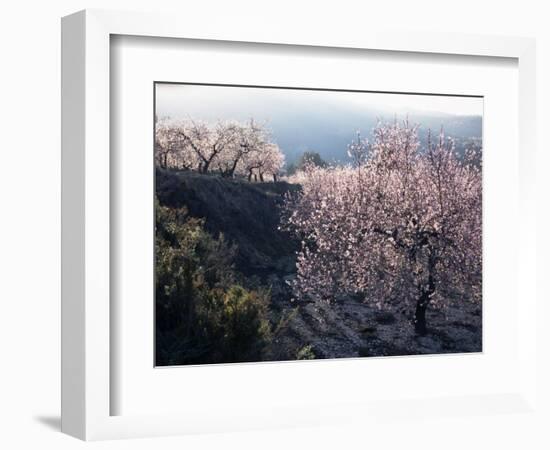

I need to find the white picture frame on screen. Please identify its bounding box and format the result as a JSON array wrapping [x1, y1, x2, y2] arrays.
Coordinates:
[[61, 9, 537, 441]]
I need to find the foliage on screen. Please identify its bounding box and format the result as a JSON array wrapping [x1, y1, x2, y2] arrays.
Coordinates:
[[285, 151, 328, 182], [155, 198, 271, 365], [296, 344, 316, 360], [206, 286, 272, 362], [282, 121, 482, 335], [295, 151, 327, 171]]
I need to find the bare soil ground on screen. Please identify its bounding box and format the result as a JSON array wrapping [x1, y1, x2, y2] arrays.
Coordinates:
[[270, 291, 482, 360]]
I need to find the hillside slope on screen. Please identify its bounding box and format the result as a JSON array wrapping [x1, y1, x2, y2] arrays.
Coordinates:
[[156, 169, 300, 278]]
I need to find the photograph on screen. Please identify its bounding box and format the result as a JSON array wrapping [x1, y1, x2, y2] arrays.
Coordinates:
[[154, 83, 483, 366]]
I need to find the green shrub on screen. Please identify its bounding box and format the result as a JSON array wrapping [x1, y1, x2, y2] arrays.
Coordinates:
[[155, 198, 271, 365], [296, 344, 316, 360], [203, 286, 271, 363]]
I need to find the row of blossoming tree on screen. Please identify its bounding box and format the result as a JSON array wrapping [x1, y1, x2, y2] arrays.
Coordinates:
[[282, 121, 482, 335], [155, 118, 285, 181]]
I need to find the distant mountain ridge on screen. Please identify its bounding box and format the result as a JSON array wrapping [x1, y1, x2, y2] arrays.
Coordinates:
[[269, 110, 482, 165]]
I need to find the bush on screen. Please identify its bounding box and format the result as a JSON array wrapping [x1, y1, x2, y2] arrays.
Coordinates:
[[203, 286, 271, 362], [155, 198, 271, 365], [296, 344, 316, 360]]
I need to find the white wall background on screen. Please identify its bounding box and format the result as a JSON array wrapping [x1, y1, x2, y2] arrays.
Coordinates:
[[0, 1, 547, 449]]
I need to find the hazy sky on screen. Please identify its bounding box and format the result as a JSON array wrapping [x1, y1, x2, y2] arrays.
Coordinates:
[[155, 83, 483, 164], [155, 83, 483, 122]]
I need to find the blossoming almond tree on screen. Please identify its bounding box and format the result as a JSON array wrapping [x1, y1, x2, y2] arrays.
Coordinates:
[[155, 118, 285, 181], [182, 120, 242, 174], [241, 143, 286, 182], [215, 119, 266, 177], [283, 121, 482, 335], [155, 119, 199, 170]]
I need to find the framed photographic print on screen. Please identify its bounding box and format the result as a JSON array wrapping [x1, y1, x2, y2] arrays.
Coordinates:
[[62, 9, 538, 441], [153, 82, 483, 366]]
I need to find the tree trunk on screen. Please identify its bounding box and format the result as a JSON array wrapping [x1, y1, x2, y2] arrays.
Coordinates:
[[414, 294, 428, 335], [259, 173, 264, 182], [228, 158, 239, 177], [413, 253, 436, 336]]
